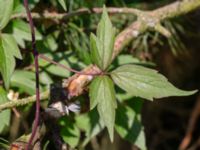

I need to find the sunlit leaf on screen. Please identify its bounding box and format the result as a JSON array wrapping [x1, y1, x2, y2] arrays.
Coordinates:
[[58, 0, 67, 11], [0, 0, 14, 30], [90, 6, 115, 70], [12, 20, 42, 48], [0, 87, 11, 133], [10, 70, 36, 95], [0, 34, 22, 89], [89, 75, 117, 141], [111, 64, 197, 100]]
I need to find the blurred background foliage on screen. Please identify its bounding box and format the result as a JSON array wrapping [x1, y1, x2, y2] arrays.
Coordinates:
[[0, 0, 200, 150]]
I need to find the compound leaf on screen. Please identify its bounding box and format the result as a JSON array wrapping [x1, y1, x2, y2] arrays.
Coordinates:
[[89, 75, 117, 141], [0, 34, 22, 89], [0, 0, 14, 30], [111, 64, 197, 100], [90, 6, 115, 70], [0, 88, 11, 133]]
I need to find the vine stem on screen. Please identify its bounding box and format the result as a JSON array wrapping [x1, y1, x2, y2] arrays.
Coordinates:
[[23, 0, 40, 149], [38, 54, 102, 76]]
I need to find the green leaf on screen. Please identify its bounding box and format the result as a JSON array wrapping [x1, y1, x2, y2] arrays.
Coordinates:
[[89, 76, 102, 110], [0, 137, 9, 149], [60, 117, 80, 148], [58, 0, 67, 11], [0, 34, 22, 89], [39, 72, 53, 85], [115, 54, 156, 67], [10, 70, 36, 95], [90, 6, 115, 70], [0, 87, 11, 133], [13, 0, 25, 14], [89, 76, 117, 141], [37, 34, 58, 52], [1, 34, 22, 59], [115, 104, 146, 150], [0, 0, 14, 30], [90, 33, 102, 69], [75, 109, 104, 147], [111, 64, 197, 100], [12, 20, 42, 48]]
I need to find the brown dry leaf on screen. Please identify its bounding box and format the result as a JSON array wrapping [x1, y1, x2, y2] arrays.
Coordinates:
[[65, 65, 101, 98]]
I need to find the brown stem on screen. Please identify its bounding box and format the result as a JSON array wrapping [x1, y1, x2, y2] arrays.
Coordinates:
[[179, 94, 200, 150], [23, 0, 40, 149], [11, 7, 141, 20], [39, 54, 102, 76]]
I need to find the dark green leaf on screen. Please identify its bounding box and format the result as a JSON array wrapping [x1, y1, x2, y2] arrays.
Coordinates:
[[75, 109, 104, 147], [114, 54, 156, 67], [0, 34, 22, 89], [89, 75, 117, 141], [0, 87, 11, 133], [111, 64, 197, 100], [37, 34, 58, 52], [0, 137, 9, 149], [115, 104, 146, 150], [90, 6, 115, 70], [60, 117, 80, 148], [0, 0, 14, 30]]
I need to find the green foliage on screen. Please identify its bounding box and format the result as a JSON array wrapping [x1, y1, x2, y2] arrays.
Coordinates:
[[39, 51, 85, 77], [89, 75, 117, 141], [115, 103, 146, 150], [111, 64, 197, 100], [0, 88, 11, 133], [12, 20, 42, 48], [0, 137, 9, 149], [0, 34, 22, 89], [60, 117, 80, 148], [58, 0, 67, 11], [0, 1, 198, 150], [90, 6, 115, 70], [0, 0, 14, 30], [11, 70, 37, 95], [75, 109, 104, 147]]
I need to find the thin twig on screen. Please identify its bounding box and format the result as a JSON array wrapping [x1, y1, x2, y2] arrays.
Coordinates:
[[11, 7, 141, 20], [23, 0, 41, 149], [179, 94, 200, 150], [39, 54, 102, 76], [0, 91, 49, 112]]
